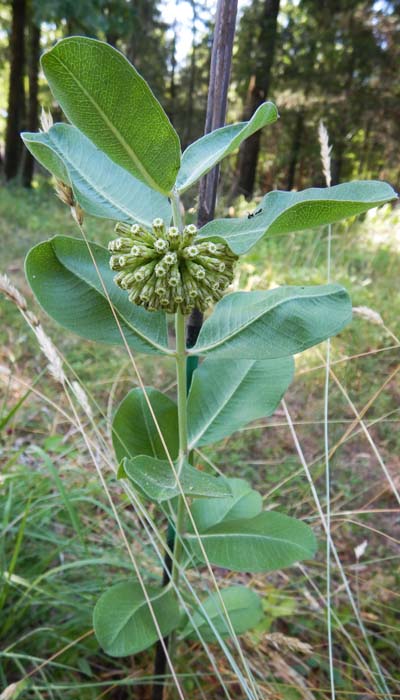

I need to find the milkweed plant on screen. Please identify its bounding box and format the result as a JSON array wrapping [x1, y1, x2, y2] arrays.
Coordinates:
[[22, 38, 396, 667]]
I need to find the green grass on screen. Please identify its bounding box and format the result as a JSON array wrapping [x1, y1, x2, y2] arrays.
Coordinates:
[[1, 180, 399, 699]]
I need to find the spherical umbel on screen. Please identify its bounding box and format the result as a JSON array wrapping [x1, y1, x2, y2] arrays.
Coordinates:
[[108, 219, 238, 314]]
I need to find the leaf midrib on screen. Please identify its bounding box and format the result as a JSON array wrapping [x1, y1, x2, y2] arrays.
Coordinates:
[[200, 194, 390, 244], [45, 130, 151, 226], [192, 287, 344, 354], [188, 362, 255, 447], [186, 530, 312, 554], [49, 52, 166, 195], [109, 586, 170, 647], [178, 106, 276, 193], [195, 489, 256, 531], [178, 123, 246, 192]]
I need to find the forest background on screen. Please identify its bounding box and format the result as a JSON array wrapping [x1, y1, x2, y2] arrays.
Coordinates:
[[1, 0, 400, 195], [0, 1, 400, 699]]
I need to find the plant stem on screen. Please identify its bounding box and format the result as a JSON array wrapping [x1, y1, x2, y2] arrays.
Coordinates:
[[170, 189, 183, 231], [152, 195, 187, 700], [172, 309, 188, 590]]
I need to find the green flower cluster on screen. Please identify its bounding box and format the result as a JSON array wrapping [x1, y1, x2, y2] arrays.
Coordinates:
[[108, 218, 238, 314]]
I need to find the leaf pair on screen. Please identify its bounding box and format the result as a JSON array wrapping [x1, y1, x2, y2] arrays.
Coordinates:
[[111, 361, 292, 502], [93, 473, 314, 657], [26, 236, 353, 360], [112, 355, 293, 465], [112, 383, 317, 574], [93, 579, 264, 656], [22, 37, 279, 228], [25, 36, 395, 236], [93, 472, 312, 657]]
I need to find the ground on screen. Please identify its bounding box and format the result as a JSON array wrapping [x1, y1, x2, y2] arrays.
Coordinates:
[[1, 179, 399, 699]]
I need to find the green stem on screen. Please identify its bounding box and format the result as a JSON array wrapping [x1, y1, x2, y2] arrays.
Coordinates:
[[170, 189, 184, 231], [152, 192, 187, 698], [172, 308, 188, 590], [167, 190, 187, 592]]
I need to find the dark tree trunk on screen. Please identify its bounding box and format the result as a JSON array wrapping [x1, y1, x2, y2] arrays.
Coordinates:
[[4, 0, 26, 181], [286, 110, 304, 191], [168, 23, 177, 124], [182, 1, 198, 148], [196, 0, 239, 228], [22, 22, 41, 188], [233, 0, 280, 200], [105, 32, 118, 47]]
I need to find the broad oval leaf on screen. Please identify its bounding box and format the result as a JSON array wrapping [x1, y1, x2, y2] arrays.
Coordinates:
[[185, 511, 317, 573], [22, 124, 171, 228], [190, 285, 352, 359], [122, 455, 232, 503], [113, 388, 178, 463], [23, 130, 70, 184], [190, 478, 263, 533], [176, 102, 278, 193], [93, 580, 180, 657], [198, 181, 397, 255], [181, 585, 263, 642], [42, 37, 181, 194], [187, 356, 294, 448], [25, 236, 170, 354]]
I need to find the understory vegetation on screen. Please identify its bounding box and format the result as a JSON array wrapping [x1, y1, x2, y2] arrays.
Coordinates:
[[1, 184, 399, 699]]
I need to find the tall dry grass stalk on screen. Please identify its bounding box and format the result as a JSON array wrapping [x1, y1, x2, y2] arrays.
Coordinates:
[[0, 274, 66, 385], [318, 121, 332, 188], [318, 120, 335, 700]]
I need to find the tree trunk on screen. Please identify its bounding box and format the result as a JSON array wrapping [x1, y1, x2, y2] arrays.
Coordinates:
[[286, 110, 304, 191], [196, 0, 239, 228], [22, 22, 41, 188], [168, 22, 177, 124], [4, 0, 26, 181], [105, 32, 118, 47], [233, 0, 280, 200], [182, 1, 198, 148]]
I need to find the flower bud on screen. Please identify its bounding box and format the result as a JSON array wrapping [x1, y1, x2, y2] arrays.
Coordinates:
[[154, 238, 169, 253], [152, 218, 166, 237], [108, 217, 238, 313], [167, 226, 180, 243]]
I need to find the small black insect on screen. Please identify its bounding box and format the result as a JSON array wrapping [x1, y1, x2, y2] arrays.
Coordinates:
[[247, 208, 263, 219]]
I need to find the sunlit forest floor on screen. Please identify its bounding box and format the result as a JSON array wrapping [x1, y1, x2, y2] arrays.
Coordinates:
[[1, 180, 399, 699]]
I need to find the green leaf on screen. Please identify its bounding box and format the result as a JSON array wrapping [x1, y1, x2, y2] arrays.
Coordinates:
[[25, 236, 170, 354], [123, 456, 232, 502], [41, 37, 181, 194], [176, 102, 278, 193], [190, 285, 352, 359], [187, 356, 294, 447], [198, 181, 397, 255], [185, 512, 317, 573], [23, 131, 70, 184], [112, 388, 178, 463], [190, 478, 262, 533], [181, 585, 263, 641], [22, 124, 171, 228], [93, 580, 180, 657]]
